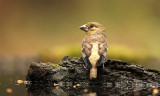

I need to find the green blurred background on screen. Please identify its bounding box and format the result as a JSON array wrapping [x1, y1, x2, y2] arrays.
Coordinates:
[[0, 0, 160, 71], [1, 1, 160, 95]]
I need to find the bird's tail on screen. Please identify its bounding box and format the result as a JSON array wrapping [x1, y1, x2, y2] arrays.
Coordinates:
[[90, 67, 97, 79]]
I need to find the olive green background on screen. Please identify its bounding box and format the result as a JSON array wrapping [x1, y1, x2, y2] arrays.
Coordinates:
[[0, 0, 160, 69]]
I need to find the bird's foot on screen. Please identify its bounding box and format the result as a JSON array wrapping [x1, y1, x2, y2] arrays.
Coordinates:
[[102, 63, 105, 69], [102, 63, 110, 74], [83, 64, 89, 70]]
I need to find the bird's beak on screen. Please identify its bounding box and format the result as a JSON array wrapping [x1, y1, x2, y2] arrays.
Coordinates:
[[79, 24, 88, 32]]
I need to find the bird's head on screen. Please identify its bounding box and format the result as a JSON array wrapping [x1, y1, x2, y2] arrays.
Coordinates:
[[79, 22, 105, 34]]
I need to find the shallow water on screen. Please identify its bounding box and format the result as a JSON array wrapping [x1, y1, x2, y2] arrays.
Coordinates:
[[0, 75, 160, 96], [0, 75, 27, 96]]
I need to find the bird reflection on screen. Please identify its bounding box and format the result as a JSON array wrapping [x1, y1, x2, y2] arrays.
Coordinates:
[[82, 92, 97, 96]]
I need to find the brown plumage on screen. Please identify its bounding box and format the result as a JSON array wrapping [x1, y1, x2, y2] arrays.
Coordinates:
[[80, 22, 108, 79]]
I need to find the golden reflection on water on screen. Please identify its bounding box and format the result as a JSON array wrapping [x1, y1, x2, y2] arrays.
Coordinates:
[[23, 80, 27, 85], [153, 88, 159, 95], [17, 80, 23, 84], [73, 85, 76, 88], [6, 88, 13, 93], [56, 86, 59, 89], [77, 83, 80, 86]]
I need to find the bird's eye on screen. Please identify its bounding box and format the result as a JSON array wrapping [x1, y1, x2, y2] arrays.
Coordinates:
[[88, 24, 94, 29]]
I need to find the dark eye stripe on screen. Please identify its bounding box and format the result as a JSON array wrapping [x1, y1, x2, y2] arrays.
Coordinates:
[[88, 24, 94, 29]]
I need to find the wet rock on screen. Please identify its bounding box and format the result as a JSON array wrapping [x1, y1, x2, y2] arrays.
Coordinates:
[[26, 56, 160, 96], [27, 56, 160, 83]]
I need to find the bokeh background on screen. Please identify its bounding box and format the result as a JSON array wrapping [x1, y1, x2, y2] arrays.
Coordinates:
[[0, 0, 160, 95], [0, 0, 160, 75]]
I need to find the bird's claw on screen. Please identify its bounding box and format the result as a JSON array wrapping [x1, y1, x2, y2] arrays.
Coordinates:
[[102, 63, 105, 69], [83, 64, 89, 70]]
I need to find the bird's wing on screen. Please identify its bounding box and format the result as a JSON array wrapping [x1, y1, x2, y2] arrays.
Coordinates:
[[82, 42, 92, 68], [96, 39, 108, 66], [98, 42, 108, 57]]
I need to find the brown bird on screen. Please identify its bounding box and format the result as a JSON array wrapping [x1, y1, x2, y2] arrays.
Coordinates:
[[79, 22, 108, 79]]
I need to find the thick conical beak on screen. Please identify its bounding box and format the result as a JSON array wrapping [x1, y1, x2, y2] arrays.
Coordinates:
[[79, 24, 88, 32]]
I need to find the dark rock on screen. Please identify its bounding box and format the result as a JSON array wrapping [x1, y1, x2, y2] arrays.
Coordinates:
[[26, 56, 160, 96]]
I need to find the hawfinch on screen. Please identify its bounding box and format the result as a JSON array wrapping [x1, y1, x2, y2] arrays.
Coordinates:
[[79, 22, 108, 79]]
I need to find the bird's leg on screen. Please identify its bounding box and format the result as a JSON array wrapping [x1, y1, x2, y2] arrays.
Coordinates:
[[83, 64, 89, 70], [102, 63, 105, 69]]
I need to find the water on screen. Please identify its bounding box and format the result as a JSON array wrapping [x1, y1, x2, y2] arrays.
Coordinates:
[[0, 75, 27, 96], [0, 75, 160, 96], [1, 77, 160, 96], [0, 56, 31, 96]]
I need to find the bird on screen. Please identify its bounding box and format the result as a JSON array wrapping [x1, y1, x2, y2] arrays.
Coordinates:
[[79, 22, 108, 79]]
